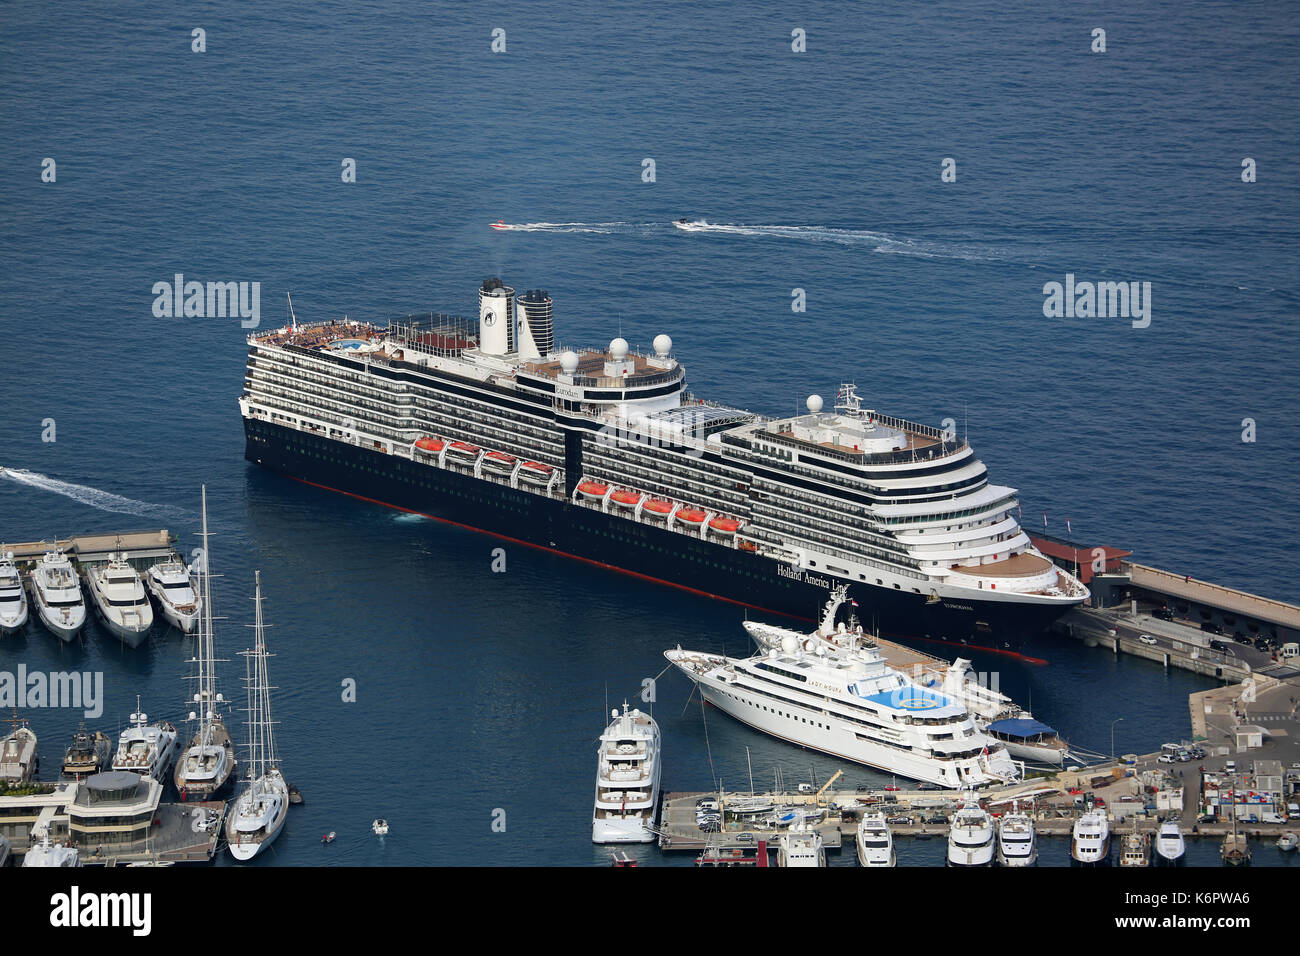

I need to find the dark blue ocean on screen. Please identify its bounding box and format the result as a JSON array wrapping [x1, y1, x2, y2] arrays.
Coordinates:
[[1, 2, 1296, 866]]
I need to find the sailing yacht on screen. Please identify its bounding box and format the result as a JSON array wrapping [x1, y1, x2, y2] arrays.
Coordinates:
[[112, 697, 179, 778], [174, 487, 237, 800], [1, 713, 38, 785], [85, 551, 154, 646], [1071, 810, 1111, 865], [0, 551, 28, 634], [996, 810, 1038, 866], [227, 571, 289, 861], [856, 812, 896, 867], [62, 724, 112, 779], [947, 799, 995, 866], [146, 555, 201, 633], [30, 550, 85, 641], [591, 702, 662, 844]]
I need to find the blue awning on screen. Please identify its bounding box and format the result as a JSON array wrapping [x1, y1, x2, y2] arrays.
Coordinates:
[[987, 717, 1057, 739]]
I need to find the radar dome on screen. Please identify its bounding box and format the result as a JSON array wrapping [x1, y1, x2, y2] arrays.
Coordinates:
[[609, 337, 629, 360], [781, 635, 799, 654], [559, 350, 579, 374], [806, 394, 824, 414], [653, 334, 672, 357]]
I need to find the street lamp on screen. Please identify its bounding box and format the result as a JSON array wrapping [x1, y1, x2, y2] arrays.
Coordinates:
[[1111, 717, 1125, 762]]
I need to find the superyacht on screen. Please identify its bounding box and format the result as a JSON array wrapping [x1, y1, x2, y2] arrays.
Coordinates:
[[112, 697, 179, 779], [30, 550, 85, 641], [146, 555, 201, 633], [85, 550, 154, 646], [591, 701, 662, 844], [0, 551, 28, 634]]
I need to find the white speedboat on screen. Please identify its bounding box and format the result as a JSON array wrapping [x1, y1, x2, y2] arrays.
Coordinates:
[[996, 811, 1037, 866], [1, 715, 38, 785], [1071, 810, 1111, 865], [227, 571, 289, 861], [856, 812, 896, 867], [777, 825, 826, 867], [112, 697, 179, 778], [175, 489, 236, 800], [22, 828, 80, 867], [1154, 820, 1186, 865], [592, 701, 662, 844], [0, 551, 28, 634], [146, 556, 200, 632], [666, 636, 1018, 788], [947, 799, 995, 867], [85, 551, 153, 646], [672, 218, 710, 232], [30, 550, 85, 641]]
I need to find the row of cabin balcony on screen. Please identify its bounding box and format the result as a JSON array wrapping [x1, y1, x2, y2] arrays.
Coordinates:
[[248, 365, 413, 408], [752, 515, 923, 573]]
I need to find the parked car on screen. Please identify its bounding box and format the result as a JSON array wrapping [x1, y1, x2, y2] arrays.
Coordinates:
[[1158, 753, 1176, 764], [1224, 760, 1237, 773], [1209, 639, 1228, 652], [1153, 608, 1173, 622], [1200, 622, 1224, 635], [1139, 634, 1158, 646]]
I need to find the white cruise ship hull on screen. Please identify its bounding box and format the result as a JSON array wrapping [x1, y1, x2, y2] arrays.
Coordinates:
[[689, 675, 998, 788]]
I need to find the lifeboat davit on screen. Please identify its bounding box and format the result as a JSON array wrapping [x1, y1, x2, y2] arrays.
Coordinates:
[[446, 440, 480, 459], [414, 437, 444, 453], [577, 481, 610, 500], [610, 490, 642, 508], [518, 461, 554, 483], [642, 499, 674, 516], [676, 509, 707, 524], [709, 517, 741, 535], [482, 450, 517, 472]]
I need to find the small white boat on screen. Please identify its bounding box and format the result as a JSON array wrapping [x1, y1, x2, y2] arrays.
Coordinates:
[[146, 556, 200, 632], [85, 552, 153, 646], [948, 799, 995, 867], [372, 818, 389, 836], [112, 696, 179, 778], [1, 714, 38, 785], [1276, 832, 1298, 852], [22, 828, 80, 868], [1154, 820, 1186, 865], [31, 550, 85, 641], [0, 551, 28, 634], [996, 811, 1037, 866], [856, 812, 896, 867], [1071, 810, 1111, 865], [672, 218, 710, 232]]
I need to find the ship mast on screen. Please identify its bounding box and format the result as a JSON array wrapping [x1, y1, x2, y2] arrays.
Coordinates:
[[241, 571, 278, 791], [188, 485, 224, 747]]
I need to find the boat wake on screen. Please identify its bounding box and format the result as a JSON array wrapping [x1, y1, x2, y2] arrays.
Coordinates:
[[672, 220, 1004, 261], [0, 468, 190, 520], [491, 221, 635, 234]]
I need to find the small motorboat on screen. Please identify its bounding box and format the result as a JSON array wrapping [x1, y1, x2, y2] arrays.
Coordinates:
[[490, 220, 510, 230], [1276, 832, 1298, 852], [372, 818, 389, 836], [288, 783, 304, 805], [321, 831, 336, 844]]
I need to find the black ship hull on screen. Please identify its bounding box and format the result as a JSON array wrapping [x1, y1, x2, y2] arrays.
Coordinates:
[[244, 419, 1070, 655]]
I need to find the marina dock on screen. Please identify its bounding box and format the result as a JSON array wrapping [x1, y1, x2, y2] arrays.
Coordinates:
[[5, 529, 177, 569]]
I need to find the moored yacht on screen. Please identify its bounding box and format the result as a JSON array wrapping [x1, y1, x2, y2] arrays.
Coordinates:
[[22, 827, 80, 868], [0, 551, 28, 634], [1, 713, 38, 785], [996, 810, 1037, 866], [227, 571, 289, 861], [112, 696, 179, 778], [1119, 828, 1151, 867], [856, 812, 896, 867], [1154, 820, 1185, 866], [591, 701, 662, 844], [666, 633, 1018, 788], [85, 551, 153, 646], [947, 799, 995, 867], [30, 550, 85, 641], [1071, 810, 1111, 865], [777, 824, 826, 867], [175, 488, 237, 800], [62, 724, 112, 779], [146, 555, 200, 633]]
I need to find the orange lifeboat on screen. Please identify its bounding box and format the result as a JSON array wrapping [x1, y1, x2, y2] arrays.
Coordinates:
[[610, 490, 642, 508], [577, 481, 610, 499], [676, 509, 707, 524], [482, 450, 517, 472], [518, 461, 554, 484], [709, 517, 741, 535], [414, 437, 444, 453], [642, 499, 674, 516], [447, 440, 481, 459]]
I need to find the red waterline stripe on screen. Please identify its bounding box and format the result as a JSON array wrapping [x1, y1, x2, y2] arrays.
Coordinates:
[[286, 474, 805, 622], [902, 631, 1049, 666]]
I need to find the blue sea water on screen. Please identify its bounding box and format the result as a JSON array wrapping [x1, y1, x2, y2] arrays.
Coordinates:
[[0, 1, 1297, 866]]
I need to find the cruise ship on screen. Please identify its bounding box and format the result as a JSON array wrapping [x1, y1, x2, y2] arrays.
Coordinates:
[[239, 279, 1088, 644]]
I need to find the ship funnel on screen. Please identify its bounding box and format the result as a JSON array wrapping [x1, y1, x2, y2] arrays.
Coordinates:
[[478, 278, 516, 355]]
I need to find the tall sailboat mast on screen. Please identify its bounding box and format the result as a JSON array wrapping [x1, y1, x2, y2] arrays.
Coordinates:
[[240, 571, 279, 791]]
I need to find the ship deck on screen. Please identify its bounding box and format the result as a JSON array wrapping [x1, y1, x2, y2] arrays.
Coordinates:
[[954, 552, 1054, 578]]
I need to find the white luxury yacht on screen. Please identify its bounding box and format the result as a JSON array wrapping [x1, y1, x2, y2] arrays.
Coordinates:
[[1154, 819, 1185, 865], [947, 799, 996, 866], [175, 488, 237, 799], [0, 551, 28, 634], [112, 696, 179, 778], [777, 825, 826, 867], [996, 810, 1038, 866], [227, 572, 289, 861], [1071, 810, 1111, 865], [146, 555, 201, 633], [85, 551, 153, 646], [1, 714, 38, 785], [592, 701, 662, 844], [30, 550, 85, 641], [666, 631, 1018, 788], [22, 827, 80, 868], [856, 812, 897, 867]]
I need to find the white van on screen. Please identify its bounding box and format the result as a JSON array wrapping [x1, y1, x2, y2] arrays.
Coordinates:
[[1288, 802, 1300, 820], [1261, 810, 1286, 824], [1281, 642, 1299, 660]]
